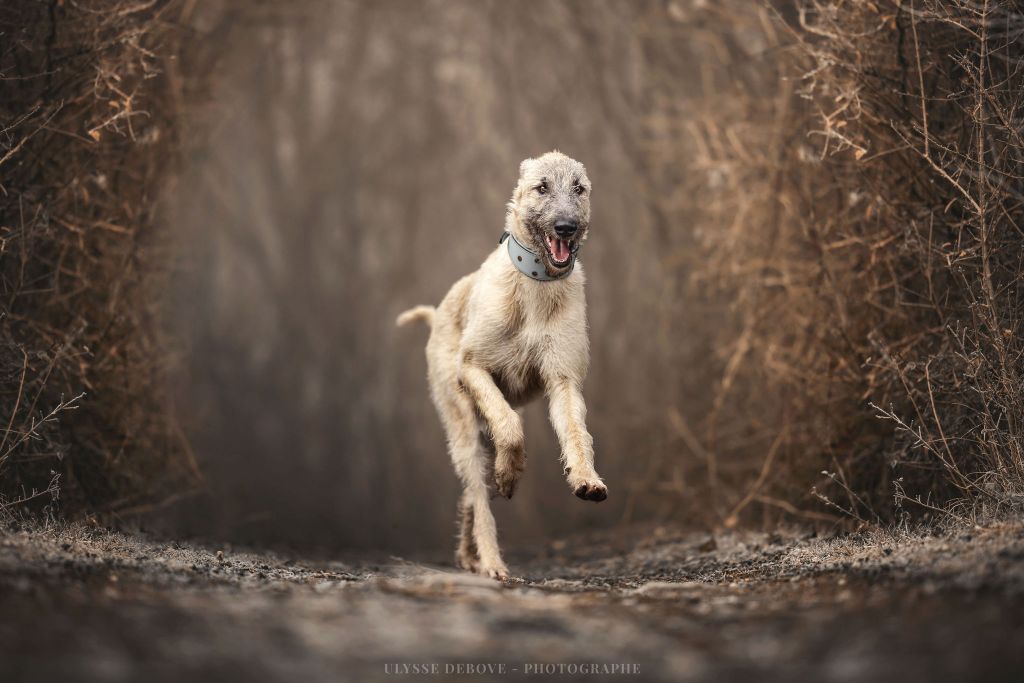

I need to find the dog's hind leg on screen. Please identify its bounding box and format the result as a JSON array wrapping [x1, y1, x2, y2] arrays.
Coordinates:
[[438, 388, 509, 580], [455, 490, 478, 572]]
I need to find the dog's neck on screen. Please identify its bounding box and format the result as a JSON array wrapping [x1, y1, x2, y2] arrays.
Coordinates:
[[499, 231, 575, 281]]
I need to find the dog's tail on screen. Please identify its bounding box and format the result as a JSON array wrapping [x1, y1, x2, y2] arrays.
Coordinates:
[[396, 305, 435, 328]]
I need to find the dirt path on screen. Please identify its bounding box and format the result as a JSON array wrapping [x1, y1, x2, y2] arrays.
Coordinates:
[[2, 520, 1023, 682]]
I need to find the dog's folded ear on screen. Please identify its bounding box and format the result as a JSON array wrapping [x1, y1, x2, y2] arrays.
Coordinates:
[[519, 157, 533, 178]]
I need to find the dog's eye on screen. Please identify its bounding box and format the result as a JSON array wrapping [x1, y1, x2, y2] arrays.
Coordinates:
[[574, 183, 586, 196], [536, 183, 548, 195]]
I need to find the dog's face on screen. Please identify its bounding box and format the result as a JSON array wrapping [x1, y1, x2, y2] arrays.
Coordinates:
[[510, 152, 591, 276]]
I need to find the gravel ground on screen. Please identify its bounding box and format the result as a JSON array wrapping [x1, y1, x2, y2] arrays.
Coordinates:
[[2, 519, 1023, 682]]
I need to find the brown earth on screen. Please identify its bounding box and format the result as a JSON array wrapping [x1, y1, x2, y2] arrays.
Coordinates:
[[2, 520, 1023, 682]]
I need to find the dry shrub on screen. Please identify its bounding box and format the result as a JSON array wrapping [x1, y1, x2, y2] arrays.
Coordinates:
[[5, 0, 1020, 535], [635, 1, 836, 528], [0, 1, 227, 512], [695, 0, 1024, 523]]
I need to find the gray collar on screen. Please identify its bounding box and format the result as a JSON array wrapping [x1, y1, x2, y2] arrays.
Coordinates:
[[500, 231, 575, 281]]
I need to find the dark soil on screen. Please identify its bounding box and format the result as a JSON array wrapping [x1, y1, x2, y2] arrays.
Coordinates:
[[2, 520, 1023, 682]]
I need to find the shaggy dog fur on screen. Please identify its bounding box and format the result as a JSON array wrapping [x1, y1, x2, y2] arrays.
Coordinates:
[[397, 151, 606, 579]]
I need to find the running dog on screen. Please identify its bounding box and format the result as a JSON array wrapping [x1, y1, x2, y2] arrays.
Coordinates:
[[397, 151, 606, 579]]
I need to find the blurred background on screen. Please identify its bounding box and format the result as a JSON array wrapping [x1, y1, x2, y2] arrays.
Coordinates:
[[164, 0, 752, 551], [6, 0, 1017, 554]]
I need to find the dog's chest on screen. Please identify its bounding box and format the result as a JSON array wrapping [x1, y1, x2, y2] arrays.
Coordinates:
[[466, 263, 585, 406], [489, 346, 543, 407], [485, 305, 570, 406]]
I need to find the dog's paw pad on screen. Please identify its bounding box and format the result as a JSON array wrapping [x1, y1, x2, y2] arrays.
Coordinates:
[[573, 481, 608, 502]]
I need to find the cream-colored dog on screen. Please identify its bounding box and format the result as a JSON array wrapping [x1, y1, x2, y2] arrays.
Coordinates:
[[397, 151, 606, 579]]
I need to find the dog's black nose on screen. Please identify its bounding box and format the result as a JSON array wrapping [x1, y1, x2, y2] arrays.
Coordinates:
[[554, 219, 578, 238]]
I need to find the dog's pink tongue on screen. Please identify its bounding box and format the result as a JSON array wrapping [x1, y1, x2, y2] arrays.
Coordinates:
[[554, 238, 570, 262]]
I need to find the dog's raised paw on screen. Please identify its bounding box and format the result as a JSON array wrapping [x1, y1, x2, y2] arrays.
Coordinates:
[[573, 480, 608, 502], [494, 467, 520, 499], [493, 451, 525, 499]]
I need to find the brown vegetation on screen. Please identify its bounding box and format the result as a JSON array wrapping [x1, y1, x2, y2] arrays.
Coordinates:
[[691, 0, 1024, 525], [2, 0, 1023, 544], [0, 1, 228, 511]]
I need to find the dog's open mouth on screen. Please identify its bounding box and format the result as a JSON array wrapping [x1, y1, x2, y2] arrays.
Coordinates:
[[544, 235, 574, 267]]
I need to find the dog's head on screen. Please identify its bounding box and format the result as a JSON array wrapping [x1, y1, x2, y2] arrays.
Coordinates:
[[507, 151, 591, 277]]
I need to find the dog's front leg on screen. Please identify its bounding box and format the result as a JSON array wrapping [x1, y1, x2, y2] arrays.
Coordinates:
[[547, 379, 607, 501], [459, 361, 525, 498]]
